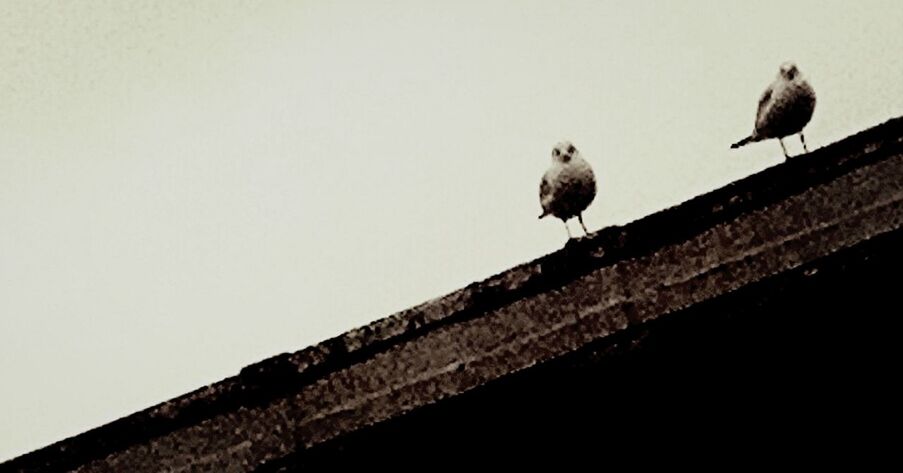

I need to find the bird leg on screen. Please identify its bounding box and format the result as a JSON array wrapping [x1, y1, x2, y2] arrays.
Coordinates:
[[578, 214, 589, 236], [800, 133, 809, 153], [779, 138, 789, 159]]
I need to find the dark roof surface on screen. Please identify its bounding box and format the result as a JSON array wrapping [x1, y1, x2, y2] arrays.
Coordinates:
[[4, 116, 903, 472]]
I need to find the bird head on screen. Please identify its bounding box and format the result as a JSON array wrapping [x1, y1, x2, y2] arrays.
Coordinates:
[[779, 61, 800, 80], [552, 141, 579, 163]]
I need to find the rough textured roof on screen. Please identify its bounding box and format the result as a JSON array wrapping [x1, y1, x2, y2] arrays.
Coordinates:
[[4, 116, 903, 472]]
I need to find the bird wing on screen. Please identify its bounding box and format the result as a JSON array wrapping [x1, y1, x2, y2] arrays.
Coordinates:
[[539, 174, 551, 199], [755, 83, 774, 124], [538, 173, 554, 217]]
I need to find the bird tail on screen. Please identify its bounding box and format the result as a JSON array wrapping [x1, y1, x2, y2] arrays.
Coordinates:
[[731, 135, 754, 149]]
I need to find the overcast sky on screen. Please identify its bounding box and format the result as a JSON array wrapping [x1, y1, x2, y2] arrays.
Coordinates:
[[2, 0, 902, 461]]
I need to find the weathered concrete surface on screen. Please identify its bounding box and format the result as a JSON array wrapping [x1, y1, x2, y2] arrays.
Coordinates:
[[4, 117, 903, 472], [283, 224, 903, 469]]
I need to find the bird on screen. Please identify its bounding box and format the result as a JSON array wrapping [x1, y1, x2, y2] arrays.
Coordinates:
[[538, 140, 597, 239], [731, 61, 816, 159]]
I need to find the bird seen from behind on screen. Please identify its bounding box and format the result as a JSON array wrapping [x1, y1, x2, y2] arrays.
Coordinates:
[[731, 61, 816, 159]]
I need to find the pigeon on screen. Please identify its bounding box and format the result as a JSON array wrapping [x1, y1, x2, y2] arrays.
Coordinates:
[[731, 61, 816, 158], [538, 141, 597, 239]]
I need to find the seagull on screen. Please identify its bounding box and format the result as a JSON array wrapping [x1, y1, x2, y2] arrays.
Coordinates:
[[731, 61, 816, 159], [538, 141, 597, 239]]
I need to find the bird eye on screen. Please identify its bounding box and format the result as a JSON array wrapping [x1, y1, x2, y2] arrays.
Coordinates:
[[567, 145, 576, 154]]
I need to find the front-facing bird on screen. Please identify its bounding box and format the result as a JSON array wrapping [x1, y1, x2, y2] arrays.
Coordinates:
[[538, 141, 597, 239], [731, 61, 816, 159]]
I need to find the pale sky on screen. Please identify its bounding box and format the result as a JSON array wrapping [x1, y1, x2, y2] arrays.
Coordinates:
[[2, 0, 902, 461]]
